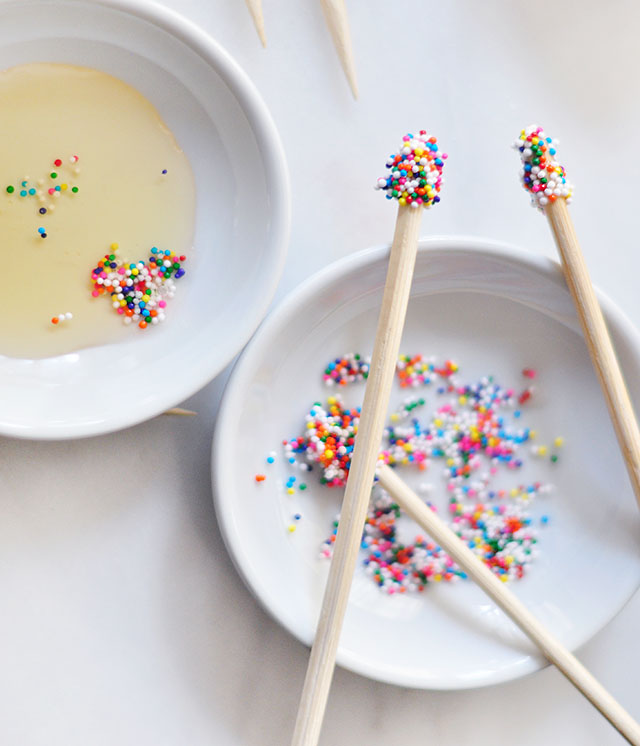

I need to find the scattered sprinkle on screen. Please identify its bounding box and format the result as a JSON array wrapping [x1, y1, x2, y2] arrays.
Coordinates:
[[50, 312, 72, 325], [278, 356, 558, 593]]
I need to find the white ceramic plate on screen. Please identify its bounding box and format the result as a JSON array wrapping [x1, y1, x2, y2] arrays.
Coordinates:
[[212, 238, 640, 690], [0, 0, 289, 439]]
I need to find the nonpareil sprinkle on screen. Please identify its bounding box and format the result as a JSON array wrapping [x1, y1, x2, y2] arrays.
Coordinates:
[[280, 356, 558, 593], [90, 247, 186, 329], [374, 131, 447, 209]]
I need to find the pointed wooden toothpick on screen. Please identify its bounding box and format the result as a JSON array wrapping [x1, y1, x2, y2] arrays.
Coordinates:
[[245, 0, 266, 47], [320, 0, 358, 99]]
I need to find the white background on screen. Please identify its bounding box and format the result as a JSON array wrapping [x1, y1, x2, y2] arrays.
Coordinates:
[[2, 0, 640, 744]]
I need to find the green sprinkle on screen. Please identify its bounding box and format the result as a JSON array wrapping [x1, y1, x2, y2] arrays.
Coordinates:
[[71, 186, 79, 193], [5, 185, 14, 194], [50, 172, 57, 179], [299, 483, 307, 491]]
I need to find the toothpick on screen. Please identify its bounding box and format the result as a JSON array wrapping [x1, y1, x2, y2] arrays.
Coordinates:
[[291, 132, 446, 746], [377, 464, 640, 745], [320, 0, 358, 99]]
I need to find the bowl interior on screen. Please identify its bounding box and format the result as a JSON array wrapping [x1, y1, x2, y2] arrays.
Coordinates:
[[0, 0, 288, 438], [213, 239, 640, 689]]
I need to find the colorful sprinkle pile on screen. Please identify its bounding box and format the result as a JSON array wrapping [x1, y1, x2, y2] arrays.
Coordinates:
[[343, 490, 537, 592], [90, 246, 186, 329], [285, 397, 358, 487], [278, 357, 559, 593], [374, 131, 446, 209], [514, 125, 573, 209], [396, 354, 458, 388], [323, 353, 370, 386]]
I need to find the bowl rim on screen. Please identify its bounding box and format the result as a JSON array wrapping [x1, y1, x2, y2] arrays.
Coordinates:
[[0, 0, 291, 440], [211, 235, 640, 690]]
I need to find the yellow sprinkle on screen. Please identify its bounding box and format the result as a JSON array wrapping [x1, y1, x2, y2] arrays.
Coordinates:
[[458, 396, 467, 405], [434, 418, 442, 427], [434, 574, 442, 582], [447, 458, 455, 467], [287, 524, 296, 533], [500, 574, 509, 583], [398, 197, 406, 206], [110, 242, 119, 251], [529, 430, 537, 439], [538, 445, 548, 456], [287, 488, 295, 495], [390, 413, 399, 423], [327, 397, 336, 405], [403, 443, 412, 452], [306, 422, 314, 429], [324, 450, 334, 459], [554, 437, 564, 448], [510, 488, 518, 497]]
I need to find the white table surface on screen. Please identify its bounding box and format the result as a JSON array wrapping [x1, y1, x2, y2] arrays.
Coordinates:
[[2, 1, 640, 744]]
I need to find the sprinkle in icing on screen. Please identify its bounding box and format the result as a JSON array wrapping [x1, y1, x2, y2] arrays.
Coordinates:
[[375, 131, 446, 209], [514, 125, 573, 209], [90, 246, 186, 330]]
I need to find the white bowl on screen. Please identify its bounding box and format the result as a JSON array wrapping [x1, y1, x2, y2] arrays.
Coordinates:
[[0, 0, 290, 439], [212, 238, 640, 689]]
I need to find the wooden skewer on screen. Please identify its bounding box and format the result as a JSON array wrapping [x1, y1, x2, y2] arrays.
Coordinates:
[[291, 205, 422, 746], [545, 197, 640, 509], [320, 0, 358, 99], [163, 407, 197, 416], [376, 463, 640, 744], [245, 0, 266, 47]]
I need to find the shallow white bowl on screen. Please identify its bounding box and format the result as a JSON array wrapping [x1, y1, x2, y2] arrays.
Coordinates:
[[0, 0, 290, 439], [212, 238, 640, 690]]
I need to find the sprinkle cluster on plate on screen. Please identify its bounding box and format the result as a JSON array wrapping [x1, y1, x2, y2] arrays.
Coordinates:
[[264, 355, 560, 594]]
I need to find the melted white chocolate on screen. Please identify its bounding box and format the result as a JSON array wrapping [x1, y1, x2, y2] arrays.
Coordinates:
[[0, 63, 195, 358]]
